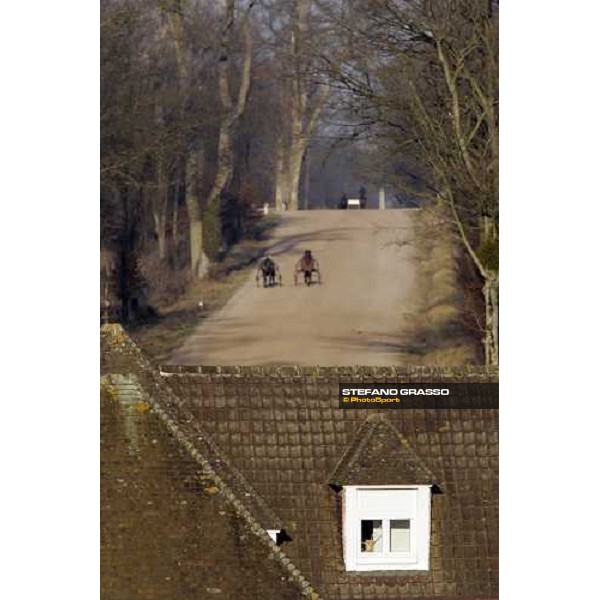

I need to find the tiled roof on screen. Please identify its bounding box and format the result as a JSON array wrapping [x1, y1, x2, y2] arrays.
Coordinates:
[[164, 367, 498, 599], [101, 325, 498, 600], [101, 383, 308, 600], [101, 325, 319, 599]]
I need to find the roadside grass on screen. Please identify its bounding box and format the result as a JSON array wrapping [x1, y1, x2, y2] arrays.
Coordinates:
[[128, 214, 281, 364], [405, 208, 482, 366]]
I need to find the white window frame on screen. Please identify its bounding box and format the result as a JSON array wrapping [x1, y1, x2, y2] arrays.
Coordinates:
[[342, 485, 431, 571]]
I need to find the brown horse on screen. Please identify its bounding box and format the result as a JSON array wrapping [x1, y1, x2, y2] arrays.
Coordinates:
[[294, 250, 321, 286]]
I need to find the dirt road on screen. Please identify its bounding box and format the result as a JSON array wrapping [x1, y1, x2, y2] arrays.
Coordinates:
[[169, 209, 419, 366]]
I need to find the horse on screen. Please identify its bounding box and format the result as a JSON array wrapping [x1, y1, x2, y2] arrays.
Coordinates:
[[256, 257, 281, 287], [294, 250, 321, 286]]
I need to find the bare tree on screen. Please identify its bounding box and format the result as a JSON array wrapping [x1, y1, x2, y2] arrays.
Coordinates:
[[207, 0, 255, 208], [160, 0, 208, 277], [263, 0, 331, 210], [163, 0, 255, 267], [286, 0, 331, 210]]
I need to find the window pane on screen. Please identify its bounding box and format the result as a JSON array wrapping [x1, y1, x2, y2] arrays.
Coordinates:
[[390, 519, 410, 552], [361, 520, 383, 553]]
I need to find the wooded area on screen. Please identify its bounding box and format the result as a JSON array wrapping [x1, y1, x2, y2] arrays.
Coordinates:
[[101, 0, 498, 364]]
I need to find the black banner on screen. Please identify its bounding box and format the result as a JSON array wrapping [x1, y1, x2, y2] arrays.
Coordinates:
[[338, 383, 498, 409]]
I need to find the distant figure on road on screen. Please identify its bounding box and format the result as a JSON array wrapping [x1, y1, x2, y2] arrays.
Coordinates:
[[359, 186, 367, 209], [339, 193, 348, 209], [294, 250, 321, 286]]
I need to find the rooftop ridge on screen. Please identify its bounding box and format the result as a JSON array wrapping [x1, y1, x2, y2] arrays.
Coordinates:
[[379, 417, 441, 485], [101, 324, 321, 599], [328, 417, 380, 486], [160, 363, 499, 380]]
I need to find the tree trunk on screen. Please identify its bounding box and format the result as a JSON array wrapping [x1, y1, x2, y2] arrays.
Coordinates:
[[303, 145, 310, 209], [164, 0, 253, 266], [281, 0, 329, 211], [189, 219, 205, 278], [287, 138, 306, 210], [153, 212, 167, 261], [162, 5, 202, 275], [288, 74, 305, 211], [286, 87, 329, 210], [172, 162, 182, 255], [274, 137, 288, 210], [186, 149, 208, 279], [206, 125, 233, 208], [483, 273, 499, 366], [152, 154, 170, 261], [204, 0, 254, 253]]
